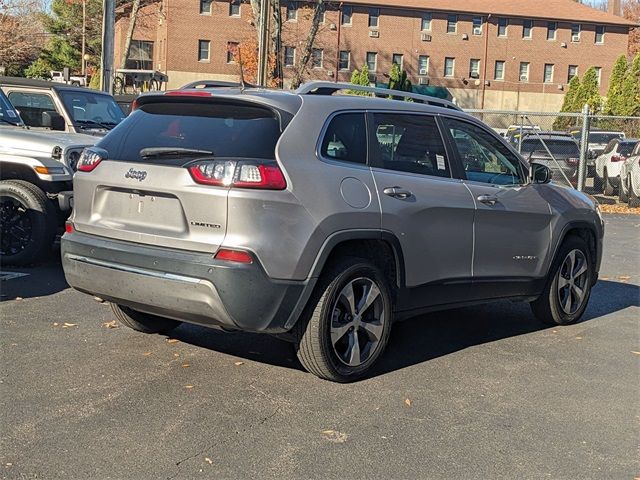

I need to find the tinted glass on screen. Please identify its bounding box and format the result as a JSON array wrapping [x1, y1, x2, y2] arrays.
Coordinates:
[[370, 114, 450, 178], [8, 92, 57, 127], [445, 117, 525, 185], [320, 113, 367, 164], [97, 100, 282, 162], [0, 90, 21, 125], [59, 91, 125, 129], [619, 141, 639, 156], [521, 139, 580, 156], [589, 132, 624, 143]]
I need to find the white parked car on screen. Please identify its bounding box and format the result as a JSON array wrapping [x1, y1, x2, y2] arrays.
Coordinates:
[[594, 138, 639, 195], [619, 142, 640, 208]]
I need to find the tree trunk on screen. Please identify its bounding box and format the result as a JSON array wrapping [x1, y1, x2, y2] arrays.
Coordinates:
[[270, 0, 282, 86], [120, 0, 141, 69], [290, 0, 325, 89]]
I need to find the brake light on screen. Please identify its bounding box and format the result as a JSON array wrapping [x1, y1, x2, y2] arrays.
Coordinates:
[[611, 155, 626, 162], [214, 248, 253, 264], [77, 149, 104, 172], [187, 160, 286, 190], [165, 90, 213, 97], [566, 157, 579, 165]]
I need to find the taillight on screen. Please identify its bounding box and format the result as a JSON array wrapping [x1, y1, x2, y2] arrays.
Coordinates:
[[165, 90, 213, 97], [566, 157, 579, 165], [611, 155, 626, 162], [64, 221, 74, 234], [214, 248, 253, 264], [187, 160, 286, 190], [76, 149, 104, 172]]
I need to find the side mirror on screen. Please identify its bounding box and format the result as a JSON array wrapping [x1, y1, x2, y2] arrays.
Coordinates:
[[531, 162, 552, 184], [41, 111, 66, 131]]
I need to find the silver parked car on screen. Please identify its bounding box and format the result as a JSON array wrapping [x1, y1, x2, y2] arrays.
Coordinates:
[[62, 82, 604, 382]]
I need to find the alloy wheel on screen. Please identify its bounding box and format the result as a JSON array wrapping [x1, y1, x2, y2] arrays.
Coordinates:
[[557, 249, 589, 315], [330, 277, 386, 367], [0, 196, 32, 256]]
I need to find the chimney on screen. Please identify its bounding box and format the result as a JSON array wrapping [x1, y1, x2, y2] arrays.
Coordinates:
[[608, 0, 621, 17]]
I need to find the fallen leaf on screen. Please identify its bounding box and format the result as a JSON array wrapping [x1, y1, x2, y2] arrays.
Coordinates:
[[6, 463, 12, 466], [93, 296, 105, 303], [575, 336, 583, 340], [601, 276, 609, 280], [62, 322, 78, 328], [599, 204, 640, 215], [143, 352, 153, 357], [321, 429, 348, 443], [52, 322, 59, 327], [182, 363, 190, 368], [204, 457, 213, 465], [234, 361, 244, 366], [184, 385, 194, 389], [166, 339, 179, 344], [404, 398, 412, 407], [102, 320, 118, 329], [15, 297, 23, 301], [632, 351, 640, 356], [618, 275, 631, 280], [173, 353, 180, 357]]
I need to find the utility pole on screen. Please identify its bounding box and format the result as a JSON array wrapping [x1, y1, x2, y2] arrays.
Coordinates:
[[100, 0, 115, 94], [257, 0, 270, 87], [81, 0, 86, 77]]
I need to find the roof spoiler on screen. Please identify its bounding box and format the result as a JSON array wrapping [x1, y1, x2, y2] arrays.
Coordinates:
[[295, 81, 461, 111]]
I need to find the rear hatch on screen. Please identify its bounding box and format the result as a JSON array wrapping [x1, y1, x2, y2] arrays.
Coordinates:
[[71, 93, 285, 253]]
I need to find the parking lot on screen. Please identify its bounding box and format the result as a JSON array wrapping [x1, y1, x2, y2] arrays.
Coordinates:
[[1, 213, 638, 479]]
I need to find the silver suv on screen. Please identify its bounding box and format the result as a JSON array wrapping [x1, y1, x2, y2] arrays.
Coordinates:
[[62, 82, 604, 382]]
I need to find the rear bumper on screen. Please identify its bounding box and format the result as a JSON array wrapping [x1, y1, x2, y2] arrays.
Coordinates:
[[61, 232, 306, 333]]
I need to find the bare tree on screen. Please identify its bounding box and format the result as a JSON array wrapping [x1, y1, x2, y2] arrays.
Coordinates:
[[119, 0, 141, 69], [289, 0, 325, 89], [0, 0, 46, 73]]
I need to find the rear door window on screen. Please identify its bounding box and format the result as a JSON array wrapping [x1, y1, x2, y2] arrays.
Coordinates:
[[369, 113, 451, 178], [97, 99, 282, 162], [319, 113, 367, 164], [7, 91, 58, 128]]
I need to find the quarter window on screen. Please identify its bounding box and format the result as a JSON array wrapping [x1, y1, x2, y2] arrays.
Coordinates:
[[320, 113, 367, 164], [444, 118, 525, 185], [371, 113, 450, 178]]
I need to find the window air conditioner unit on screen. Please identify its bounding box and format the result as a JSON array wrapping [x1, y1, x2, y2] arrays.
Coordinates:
[[421, 33, 432, 41], [419, 68, 428, 75], [419, 77, 429, 85], [462, 33, 469, 40], [369, 30, 379, 38], [329, 23, 337, 30], [560, 42, 567, 48], [520, 74, 528, 81], [470, 72, 479, 79], [572, 35, 579, 42]]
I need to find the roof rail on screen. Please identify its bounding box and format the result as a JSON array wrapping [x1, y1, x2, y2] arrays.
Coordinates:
[[295, 81, 461, 111]]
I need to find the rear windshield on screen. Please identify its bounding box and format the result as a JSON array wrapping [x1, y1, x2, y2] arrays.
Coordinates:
[[618, 141, 638, 156], [521, 139, 580, 156], [96, 99, 281, 162], [589, 132, 623, 143]]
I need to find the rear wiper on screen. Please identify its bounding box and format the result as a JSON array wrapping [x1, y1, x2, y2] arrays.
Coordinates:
[[139, 147, 214, 159]]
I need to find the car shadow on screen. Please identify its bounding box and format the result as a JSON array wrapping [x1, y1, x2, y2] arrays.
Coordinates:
[[170, 279, 639, 378]]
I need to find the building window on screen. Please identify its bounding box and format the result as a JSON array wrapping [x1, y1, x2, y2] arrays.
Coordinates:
[[311, 48, 323, 68], [469, 59, 480, 78], [494, 60, 505, 80], [368, 8, 379, 28], [472, 16, 483, 35], [286, 2, 297, 21], [200, 0, 212, 15], [341, 6, 352, 25], [571, 23, 581, 42], [229, 0, 240, 16], [567, 65, 578, 82], [418, 55, 429, 75], [226, 42, 238, 63], [125, 40, 154, 70], [366, 52, 377, 72], [392, 53, 403, 69], [421, 13, 431, 31], [522, 19, 532, 38], [198, 40, 210, 62], [544, 63, 554, 83], [594, 67, 602, 85], [338, 50, 350, 70], [547, 21, 557, 40], [284, 46, 295, 67], [444, 57, 455, 77], [447, 14, 457, 33], [519, 62, 529, 82], [595, 25, 605, 44], [497, 17, 508, 37]]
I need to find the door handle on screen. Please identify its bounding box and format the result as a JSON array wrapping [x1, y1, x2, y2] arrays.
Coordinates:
[[477, 194, 499, 206], [383, 187, 413, 199]]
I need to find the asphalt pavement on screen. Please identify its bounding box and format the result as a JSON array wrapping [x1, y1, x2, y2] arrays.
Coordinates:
[[1, 214, 638, 479]]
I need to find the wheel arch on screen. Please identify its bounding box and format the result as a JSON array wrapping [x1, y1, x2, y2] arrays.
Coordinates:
[[550, 221, 599, 285]]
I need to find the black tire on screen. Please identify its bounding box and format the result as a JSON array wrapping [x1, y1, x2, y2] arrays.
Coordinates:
[[618, 175, 629, 203], [294, 257, 393, 382], [603, 169, 616, 196], [629, 175, 640, 209], [0, 180, 56, 266], [531, 235, 593, 326], [111, 303, 182, 334]]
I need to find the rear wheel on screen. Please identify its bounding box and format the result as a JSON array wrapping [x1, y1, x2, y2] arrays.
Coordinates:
[[111, 303, 182, 334], [618, 175, 629, 202], [603, 169, 616, 196], [629, 175, 640, 208], [0, 180, 56, 266], [531, 236, 592, 325], [294, 258, 392, 382]]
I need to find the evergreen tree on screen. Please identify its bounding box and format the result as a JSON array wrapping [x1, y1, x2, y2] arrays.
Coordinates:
[[388, 62, 412, 94], [359, 64, 370, 88], [553, 74, 581, 130], [575, 67, 603, 113], [349, 65, 370, 95], [620, 54, 640, 116], [604, 55, 628, 115]]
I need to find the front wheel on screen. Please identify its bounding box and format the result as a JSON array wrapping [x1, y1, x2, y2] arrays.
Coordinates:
[[603, 169, 616, 196], [531, 236, 593, 325], [618, 175, 629, 203], [111, 303, 182, 334], [294, 258, 393, 382]]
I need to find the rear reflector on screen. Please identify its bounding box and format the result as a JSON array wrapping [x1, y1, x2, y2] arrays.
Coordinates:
[[165, 90, 213, 97], [65, 222, 74, 234], [214, 249, 253, 264]]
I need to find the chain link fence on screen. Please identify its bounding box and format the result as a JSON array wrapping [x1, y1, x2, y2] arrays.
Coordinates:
[[465, 109, 640, 201]]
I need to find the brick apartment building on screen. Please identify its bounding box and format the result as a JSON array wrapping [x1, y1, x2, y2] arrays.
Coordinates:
[[115, 0, 636, 110]]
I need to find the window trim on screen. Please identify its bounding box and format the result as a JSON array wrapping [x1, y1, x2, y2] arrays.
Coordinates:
[[595, 25, 605, 44], [522, 19, 533, 39], [315, 110, 370, 169], [199, 0, 212, 15], [286, 2, 297, 21], [444, 57, 455, 78], [472, 16, 483, 36], [421, 13, 432, 32], [469, 58, 481, 78], [418, 55, 430, 75], [571, 23, 581, 42], [547, 21, 557, 41], [366, 51, 377, 72], [447, 14, 457, 34], [519, 62, 530, 82], [494, 60, 505, 81], [284, 46, 296, 67], [368, 7, 379, 28], [497, 17, 508, 37], [338, 50, 350, 71], [544, 63, 554, 83], [311, 48, 323, 69], [229, 0, 241, 17]]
